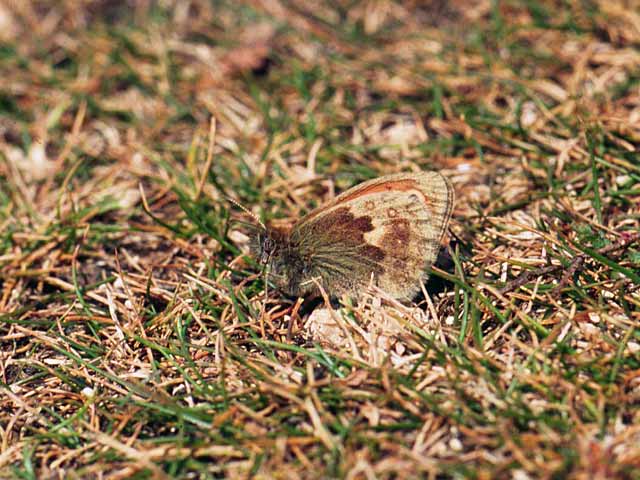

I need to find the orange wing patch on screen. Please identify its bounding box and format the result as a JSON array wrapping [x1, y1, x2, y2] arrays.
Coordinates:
[[335, 179, 429, 205], [302, 177, 433, 224]]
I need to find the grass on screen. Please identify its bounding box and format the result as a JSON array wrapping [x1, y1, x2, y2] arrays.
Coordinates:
[[1, 0, 639, 478]]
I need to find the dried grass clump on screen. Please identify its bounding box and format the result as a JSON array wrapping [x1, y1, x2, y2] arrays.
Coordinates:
[[1, 1, 639, 478]]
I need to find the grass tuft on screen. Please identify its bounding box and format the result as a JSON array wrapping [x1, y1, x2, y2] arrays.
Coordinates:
[[1, 1, 639, 478]]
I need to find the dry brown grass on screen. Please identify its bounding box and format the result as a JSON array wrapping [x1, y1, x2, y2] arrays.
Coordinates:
[[1, 1, 639, 478]]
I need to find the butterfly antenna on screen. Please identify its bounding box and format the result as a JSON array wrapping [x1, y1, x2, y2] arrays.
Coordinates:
[[225, 195, 269, 336], [225, 195, 266, 231]]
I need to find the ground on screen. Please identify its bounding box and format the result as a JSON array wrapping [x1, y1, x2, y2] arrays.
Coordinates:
[[1, 1, 639, 479]]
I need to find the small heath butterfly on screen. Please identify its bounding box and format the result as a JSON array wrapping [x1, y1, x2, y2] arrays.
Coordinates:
[[251, 171, 454, 300]]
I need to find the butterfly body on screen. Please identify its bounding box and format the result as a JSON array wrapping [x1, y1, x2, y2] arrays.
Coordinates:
[[252, 171, 454, 300]]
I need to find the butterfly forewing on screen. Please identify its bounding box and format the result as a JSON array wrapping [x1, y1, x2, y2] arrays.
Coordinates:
[[290, 172, 454, 299]]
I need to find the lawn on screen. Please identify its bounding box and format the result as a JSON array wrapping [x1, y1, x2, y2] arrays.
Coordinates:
[[1, 1, 639, 478]]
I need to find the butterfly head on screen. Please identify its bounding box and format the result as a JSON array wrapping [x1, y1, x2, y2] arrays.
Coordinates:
[[256, 230, 278, 266], [250, 226, 316, 296]]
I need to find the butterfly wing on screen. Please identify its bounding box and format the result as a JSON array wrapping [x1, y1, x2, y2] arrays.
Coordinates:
[[289, 171, 454, 299]]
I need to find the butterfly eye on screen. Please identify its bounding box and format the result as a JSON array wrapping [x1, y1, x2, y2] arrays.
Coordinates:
[[260, 235, 276, 265]]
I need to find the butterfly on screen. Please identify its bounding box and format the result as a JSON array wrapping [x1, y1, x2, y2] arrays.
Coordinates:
[[249, 171, 454, 300]]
